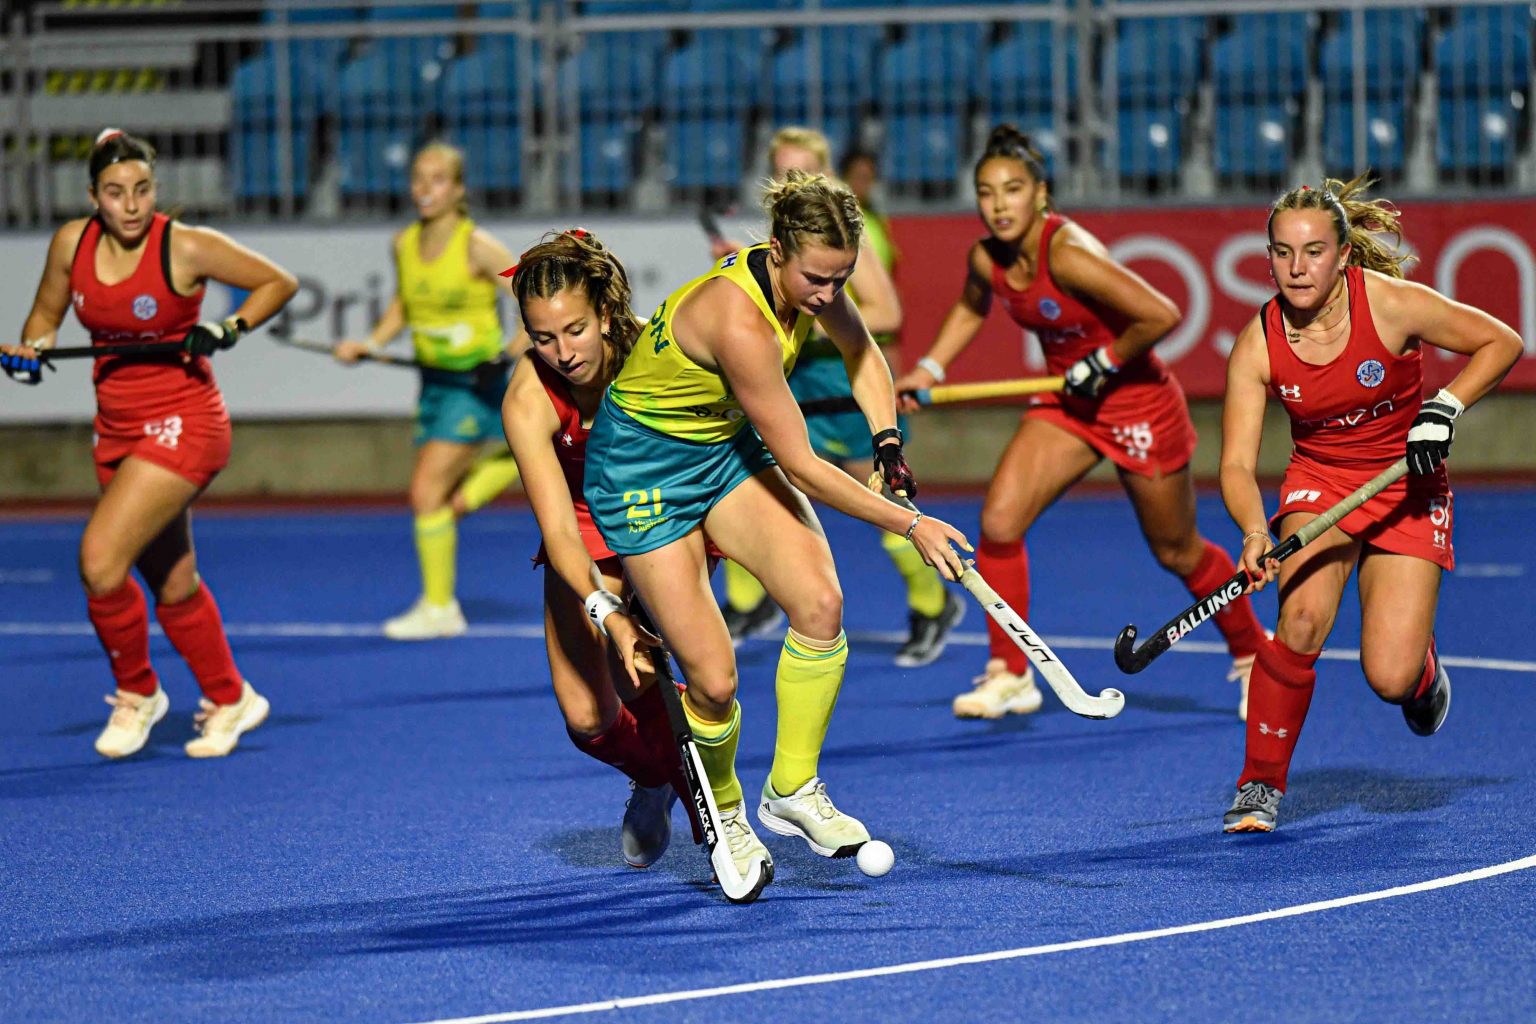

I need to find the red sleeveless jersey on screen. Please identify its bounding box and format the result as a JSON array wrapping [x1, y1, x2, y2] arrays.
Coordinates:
[[69, 213, 224, 430], [532, 357, 616, 563], [1262, 266, 1423, 471]]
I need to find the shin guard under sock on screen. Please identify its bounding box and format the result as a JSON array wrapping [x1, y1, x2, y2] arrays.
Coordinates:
[[1238, 637, 1320, 792], [977, 536, 1031, 675], [1182, 541, 1267, 658], [156, 584, 243, 705], [86, 578, 158, 696]]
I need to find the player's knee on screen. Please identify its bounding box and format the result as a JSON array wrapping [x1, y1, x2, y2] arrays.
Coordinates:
[[1361, 653, 1419, 703], [1149, 535, 1202, 576], [979, 504, 1028, 544], [684, 669, 739, 718], [783, 580, 843, 639], [409, 487, 449, 517], [78, 539, 129, 597], [1274, 608, 1330, 655]]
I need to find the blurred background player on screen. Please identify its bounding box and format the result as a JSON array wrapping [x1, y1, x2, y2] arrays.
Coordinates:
[[712, 127, 962, 668], [500, 230, 690, 869], [334, 142, 526, 640], [586, 171, 973, 898], [2, 128, 298, 759], [896, 125, 1268, 720], [1219, 175, 1522, 833]]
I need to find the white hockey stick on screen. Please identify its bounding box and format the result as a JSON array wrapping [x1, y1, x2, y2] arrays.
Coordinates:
[[960, 562, 1125, 719]]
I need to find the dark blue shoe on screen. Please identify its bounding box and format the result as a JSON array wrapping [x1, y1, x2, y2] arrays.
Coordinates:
[[1403, 654, 1451, 737]]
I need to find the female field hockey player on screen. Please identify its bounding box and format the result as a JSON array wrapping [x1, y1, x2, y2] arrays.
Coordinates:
[[1219, 176, 1521, 833], [895, 124, 1268, 721], [585, 171, 972, 896], [334, 142, 525, 640], [715, 127, 961, 668], [500, 230, 695, 869], [2, 128, 297, 759]]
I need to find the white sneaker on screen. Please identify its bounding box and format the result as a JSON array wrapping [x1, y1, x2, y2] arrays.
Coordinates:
[[622, 781, 677, 868], [382, 597, 467, 640], [952, 658, 1043, 719], [95, 688, 169, 758], [718, 801, 774, 889], [1229, 654, 1256, 722], [757, 776, 871, 858], [185, 681, 270, 758]]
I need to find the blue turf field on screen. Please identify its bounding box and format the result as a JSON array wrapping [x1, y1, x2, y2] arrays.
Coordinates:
[[2, 490, 1534, 1023]]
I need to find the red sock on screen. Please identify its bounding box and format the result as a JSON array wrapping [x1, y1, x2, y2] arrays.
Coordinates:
[[977, 536, 1030, 675], [86, 578, 158, 696], [155, 585, 243, 705], [628, 681, 703, 843], [568, 703, 670, 789], [1412, 636, 1439, 701], [1182, 541, 1267, 659], [1238, 637, 1320, 792]]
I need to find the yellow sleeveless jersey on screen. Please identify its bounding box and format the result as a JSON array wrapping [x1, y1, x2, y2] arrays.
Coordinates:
[[608, 244, 814, 443], [395, 218, 503, 371]]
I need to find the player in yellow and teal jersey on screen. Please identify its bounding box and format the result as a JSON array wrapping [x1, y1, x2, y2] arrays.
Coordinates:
[[335, 143, 526, 639], [710, 128, 963, 667], [585, 171, 973, 900]]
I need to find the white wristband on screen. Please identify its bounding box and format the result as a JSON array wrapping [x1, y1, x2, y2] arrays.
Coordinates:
[[24, 337, 52, 351], [916, 356, 946, 383], [583, 589, 625, 636], [1433, 387, 1465, 418]]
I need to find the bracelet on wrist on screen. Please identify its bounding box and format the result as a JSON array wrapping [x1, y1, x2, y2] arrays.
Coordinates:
[[1242, 529, 1269, 545], [916, 356, 946, 383], [904, 513, 925, 542], [583, 589, 626, 636]]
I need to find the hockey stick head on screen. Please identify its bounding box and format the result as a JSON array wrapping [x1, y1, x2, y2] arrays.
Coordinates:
[[1113, 624, 1163, 674], [711, 840, 771, 905]]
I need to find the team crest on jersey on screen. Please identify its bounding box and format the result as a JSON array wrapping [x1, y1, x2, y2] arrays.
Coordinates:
[[1038, 298, 1062, 321], [1355, 359, 1385, 388], [131, 294, 158, 321]]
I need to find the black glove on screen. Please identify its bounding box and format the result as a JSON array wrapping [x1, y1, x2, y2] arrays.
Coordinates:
[[1, 347, 51, 386], [183, 317, 247, 357], [871, 427, 917, 501], [1062, 345, 1120, 398], [1405, 389, 1462, 475]]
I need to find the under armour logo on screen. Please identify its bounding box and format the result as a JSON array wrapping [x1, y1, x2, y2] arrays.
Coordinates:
[[560, 433, 573, 447], [1279, 384, 1302, 401], [1258, 722, 1289, 738]]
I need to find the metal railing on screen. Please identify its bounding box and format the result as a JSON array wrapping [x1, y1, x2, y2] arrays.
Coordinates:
[[1, 0, 1532, 226]]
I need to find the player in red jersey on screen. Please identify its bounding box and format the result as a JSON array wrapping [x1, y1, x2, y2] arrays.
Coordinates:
[[1219, 175, 1522, 833], [3, 129, 298, 760], [499, 230, 693, 868], [896, 124, 1268, 720]]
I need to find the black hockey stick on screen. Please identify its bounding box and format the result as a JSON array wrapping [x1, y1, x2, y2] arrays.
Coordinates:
[[273, 333, 514, 389], [697, 204, 726, 245], [1113, 458, 1409, 674], [628, 600, 771, 905], [37, 340, 187, 360]]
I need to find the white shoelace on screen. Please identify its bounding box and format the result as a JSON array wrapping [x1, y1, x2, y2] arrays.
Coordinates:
[[103, 692, 148, 729]]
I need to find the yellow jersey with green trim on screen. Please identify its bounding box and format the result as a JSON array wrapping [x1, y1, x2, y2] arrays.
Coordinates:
[[608, 244, 814, 443], [396, 218, 503, 371]]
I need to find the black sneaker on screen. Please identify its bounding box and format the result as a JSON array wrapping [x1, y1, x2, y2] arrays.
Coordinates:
[[894, 589, 966, 668], [1403, 655, 1451, 737], [721, 596, 784, 647], [1223, 780, 1282, 833]]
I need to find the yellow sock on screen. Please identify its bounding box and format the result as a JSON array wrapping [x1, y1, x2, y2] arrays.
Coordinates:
[[770, 628, 848, 797], [457, 449, 521, 513], [682, 697, 744, 810], [881, 529, 946, 617], [723, 559, 767, 613], [414, 507, 457, 606]]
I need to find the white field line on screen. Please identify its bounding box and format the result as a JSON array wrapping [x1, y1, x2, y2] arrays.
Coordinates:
[[406, 853, 1536, 1024], [0, 622, 1532, 674]]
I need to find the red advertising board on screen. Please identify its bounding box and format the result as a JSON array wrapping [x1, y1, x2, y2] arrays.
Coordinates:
[[890, 199, 1536, 396]]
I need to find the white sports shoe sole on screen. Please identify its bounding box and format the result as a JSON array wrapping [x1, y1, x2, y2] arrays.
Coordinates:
[[185, 691, 271, 759], [95, 692, 170, 759]]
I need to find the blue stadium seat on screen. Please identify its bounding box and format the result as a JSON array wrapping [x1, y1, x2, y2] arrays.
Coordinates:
[[229, 53, 324, 201], [1214, 101, 1294, 179], [1437, 12, 1532, 98], [983, 21, 1077, 115], [878, 25, 977, 114], [1438, 95, 1520, 176], [579, 119, 636, 195], [1319, 16, 1421, 100], [770, 27, 879, 122], [1115, 105, 1181, 180], [1211, 19, 1308, 102], [662, 31, 765, 119], [882, 112, 962, 188], [576, 31, 667, 118], [1323, 99, 1408, 176], [336, 120, 417, 197], [1110, 17, 1204, 106], [448, 123, 523, 192], [668, 116, 747, 190], [442, 36, 521, 123], [231, 126, 311, 201]]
